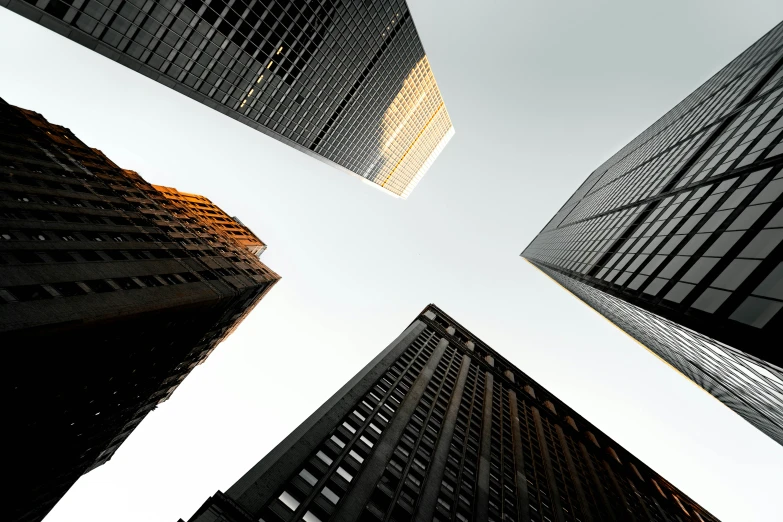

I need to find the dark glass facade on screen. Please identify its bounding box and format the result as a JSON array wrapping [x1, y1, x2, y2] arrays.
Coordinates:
[[0, 99, 280, 522], [179, 305, 719, 522], [2, 0, 454, 197], [522, 25, 782, 444]]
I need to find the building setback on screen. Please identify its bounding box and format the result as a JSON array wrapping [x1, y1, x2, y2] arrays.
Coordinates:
[[2, 0, 454, 198], [180, 304, 718, 522], [0, 99, 280, 522], [522, 24, 783, 444]]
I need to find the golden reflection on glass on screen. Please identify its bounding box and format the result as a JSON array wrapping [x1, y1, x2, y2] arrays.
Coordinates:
[[367, 55, 454, 198]]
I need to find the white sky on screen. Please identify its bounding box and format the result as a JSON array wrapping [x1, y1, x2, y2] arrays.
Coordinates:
[[1, 2, 782, 521]]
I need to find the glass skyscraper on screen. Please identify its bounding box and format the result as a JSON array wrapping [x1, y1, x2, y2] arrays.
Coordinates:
[[522, 24, 782, 444], [179, 305, 718, 522], [0, 99, 280, 522], [3, 0, 454, 197]]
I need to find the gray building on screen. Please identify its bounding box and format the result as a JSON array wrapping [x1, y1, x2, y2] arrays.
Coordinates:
[[522, 24, 782, 444], [2, 0, 454, 197], [0, 99, 279, 522], [179, 304, 719, 522]]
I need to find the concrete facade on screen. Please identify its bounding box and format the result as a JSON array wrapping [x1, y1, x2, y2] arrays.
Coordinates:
[[180, 305, 719, 522]]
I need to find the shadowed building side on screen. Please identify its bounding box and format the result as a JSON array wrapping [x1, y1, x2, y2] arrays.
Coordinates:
[[0, 99, 280, 522], [178, 305, 719, 522]]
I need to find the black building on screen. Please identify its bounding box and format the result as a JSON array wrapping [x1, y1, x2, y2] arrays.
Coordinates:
[[2, 0, 454, 198], [180, 304, 718, 522], [522, 24, 783, 444], [0, 99, 280, 522]]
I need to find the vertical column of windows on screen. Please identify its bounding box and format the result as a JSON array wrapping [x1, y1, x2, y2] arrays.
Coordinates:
[[517, 403, 557, 522], [361, 344, 461, 521], [484, 382, 519, 521], [432, 363, 484, 522], [538, 416, 583, 522], [625, 477, 670, 522], [561, 433, 611, 521], [258, 330, 439, 522], [582, 450, 634, 521]]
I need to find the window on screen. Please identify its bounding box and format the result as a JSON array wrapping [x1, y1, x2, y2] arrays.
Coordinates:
[[138, 275, 163, 287], [711, 259, 760, 290], [302, 511, 322, 522], [321, 486, 340, 504], [316, 451, 333, 466], [84, 279, 115, 293], [113, 278, 142, 290], [730, 296, 782, 328], [680, 257, 719, 284], [278, 491, 299, 511], [299, 468, 318, 486], [50, 251, 75, 263], [28, 231, 49, 241], [52, 282, 87, 297], [739, 229, 783, 258], [336, 466, 353, 482], [704, 231, 744, 256], [664, 282, 694, 303], [7, 285, 52, 301], [691, 288, 731, 313]]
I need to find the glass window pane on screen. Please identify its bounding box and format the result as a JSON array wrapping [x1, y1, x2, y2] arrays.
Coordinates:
[[711, 259, 761, 290], [704, 231, 744, 257], [680, 233, 710, 256], [752, 263, 783, 300], [681, 257, 720, 284], [664, 282, 695, 303], [691, 288, 731, 313], [699, 209, 732, 232], [729, 296, 782, 328], [726, 203, 771, 231], [643, 277, 668, 296], [738, 228, 783, 259], [659, 256, 688, 279]]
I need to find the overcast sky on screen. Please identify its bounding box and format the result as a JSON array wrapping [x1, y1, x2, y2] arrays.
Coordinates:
[[2, 2, 782, 521]]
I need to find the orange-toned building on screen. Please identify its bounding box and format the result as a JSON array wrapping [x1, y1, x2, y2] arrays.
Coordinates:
[[0, 99, 279, 522], [153, 185, 267, 256]]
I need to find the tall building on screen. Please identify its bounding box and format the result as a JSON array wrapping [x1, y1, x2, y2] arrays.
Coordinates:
[[522, 24, 783, 444], [180, 304, 718, 522], [0, 99, 280, 522], [3, 0, 454, 198]]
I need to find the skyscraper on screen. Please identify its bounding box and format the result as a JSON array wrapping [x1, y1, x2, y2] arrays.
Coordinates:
[[0, 99, 280, 522], [2, 0, 454, 198], [522, 24, 782, 444], [180, 304, 718, 522]]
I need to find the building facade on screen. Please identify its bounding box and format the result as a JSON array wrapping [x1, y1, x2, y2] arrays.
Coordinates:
[[2, 0, 454, 197], [153, 184, 268, 255], [0, 99, 280, 522], [522, 24, 783, 444], [180, 304, 718, 522]]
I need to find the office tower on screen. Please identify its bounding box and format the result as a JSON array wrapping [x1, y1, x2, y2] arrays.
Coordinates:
[[180, 304, 718, 522], [3, 0, 454, 198], [521, 24, 783, 445], [0, 99, 280, 522]]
